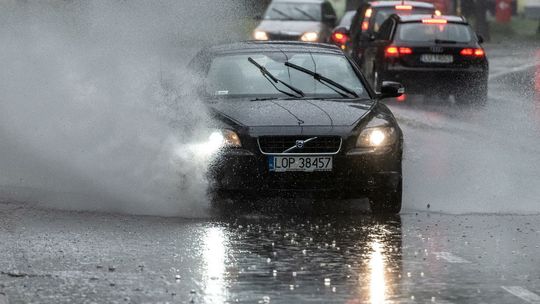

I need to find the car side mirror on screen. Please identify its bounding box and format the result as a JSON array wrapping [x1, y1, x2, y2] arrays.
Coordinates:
[[477, 34, 484, 44], [379, 81, 404, 99]]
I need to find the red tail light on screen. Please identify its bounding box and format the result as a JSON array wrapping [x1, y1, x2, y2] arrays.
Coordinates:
[[395, 5, 413, 10], [331, 32, 349, 45], [361, 21, 369, 31], [385, 46, 413, 57], [460, 48, 485, 57]]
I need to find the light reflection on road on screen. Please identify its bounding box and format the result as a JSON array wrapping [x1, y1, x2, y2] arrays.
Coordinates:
[[369, 240, 386, 304], [202, 226, 228, 303]]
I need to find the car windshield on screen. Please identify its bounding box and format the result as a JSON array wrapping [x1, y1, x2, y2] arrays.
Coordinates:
[[396, 22, 473, 42], [372, 7, 434, 32], [205, 52, 368, 99], [264, 2, 321, 21]]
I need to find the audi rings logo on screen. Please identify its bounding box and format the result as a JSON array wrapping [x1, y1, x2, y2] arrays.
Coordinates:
[[430, 46, 444, 53]]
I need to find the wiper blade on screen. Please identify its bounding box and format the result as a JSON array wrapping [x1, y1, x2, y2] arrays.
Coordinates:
[[271, 8, 292, 20], [248, 57, 305, 98], [294, 7, 317, 21], [284, 62, 359, 98], [434, 39, 458, 44]]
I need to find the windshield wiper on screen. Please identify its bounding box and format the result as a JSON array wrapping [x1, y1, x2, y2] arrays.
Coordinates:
[[294, 7, 317, 21], [271, 8, 292, 20], [434, 39, 458, 44], [284, 62, 359, 98], [248, 57, 305, 98]]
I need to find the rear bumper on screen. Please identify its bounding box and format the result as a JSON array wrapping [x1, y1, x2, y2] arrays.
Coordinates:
[[208, 147, 402, 199], [383, 66, 488, 94]]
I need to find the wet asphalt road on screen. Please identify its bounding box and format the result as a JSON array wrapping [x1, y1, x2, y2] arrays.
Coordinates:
[[1, 201, 540, 303], [1, 43, 540, 303]]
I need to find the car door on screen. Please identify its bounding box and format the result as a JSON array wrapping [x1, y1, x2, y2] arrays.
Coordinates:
[[361, 18, 395, 90]]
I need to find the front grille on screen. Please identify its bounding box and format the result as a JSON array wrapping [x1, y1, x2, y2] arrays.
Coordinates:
[[267, 33, 301, 41], [258, 136, 342, 154]]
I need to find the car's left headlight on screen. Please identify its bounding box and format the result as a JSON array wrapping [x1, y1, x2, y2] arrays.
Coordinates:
[[300, 32, 319, 42], [208, 129, 242, 150], [356, 127, 397, 148]]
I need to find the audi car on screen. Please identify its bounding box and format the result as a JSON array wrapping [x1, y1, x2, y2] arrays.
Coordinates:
[[252, 0, 338, 43], [360, 14, 489, 104], [349, 1, 438, 63], [188, 41, 405, 214]]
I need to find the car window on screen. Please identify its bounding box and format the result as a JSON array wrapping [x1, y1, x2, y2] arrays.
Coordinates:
[[338, 11, 355, 28], [371, 7, 434, 32], [396, 22, 473, 42], [264, 2, 321, 21], [205, 52, 368, 98]]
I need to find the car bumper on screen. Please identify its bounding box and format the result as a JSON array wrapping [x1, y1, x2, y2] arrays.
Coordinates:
[[208, 147, 401, 199], [383, 66, 488, 94]]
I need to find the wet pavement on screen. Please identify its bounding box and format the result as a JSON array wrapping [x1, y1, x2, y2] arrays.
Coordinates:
[[1, 201, 540, 303], [1, 44, 540, 304]]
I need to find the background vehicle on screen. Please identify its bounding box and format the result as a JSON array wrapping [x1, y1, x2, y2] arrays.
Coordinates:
[[349, 1, 437, 63], [253, 0, 338, 43], [190, 41, 404, 213], [361, 14, 489, 104], [330, 10, 356, 52]]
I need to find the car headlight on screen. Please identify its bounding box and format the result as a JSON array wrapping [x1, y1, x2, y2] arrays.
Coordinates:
[[253, 30, 269, 41], [300, 32, 319, 42], [356, 127, 397, 148], [208, 129, 242, 149]]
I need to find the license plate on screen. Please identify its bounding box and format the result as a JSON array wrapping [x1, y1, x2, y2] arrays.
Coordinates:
[[268, 156, 333, 172], [420, 54, 453, 63]]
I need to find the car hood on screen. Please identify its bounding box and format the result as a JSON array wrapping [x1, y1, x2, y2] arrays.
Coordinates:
[[256, 20, 322, 35], [209, 99, 373, 128]]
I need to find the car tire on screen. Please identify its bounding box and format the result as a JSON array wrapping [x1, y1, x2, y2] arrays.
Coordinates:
[[369, 179, 402, 214], [456, 80, 488, 106]]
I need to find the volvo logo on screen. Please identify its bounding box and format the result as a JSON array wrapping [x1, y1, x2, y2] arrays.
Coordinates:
[[430, 46, 444, 53], [282, 137, 318, 153]]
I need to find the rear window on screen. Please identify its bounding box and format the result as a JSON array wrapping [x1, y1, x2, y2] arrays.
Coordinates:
[[396, 22, 473, 42], [372, 7, 434, 32], [338, 11, 355, 28]]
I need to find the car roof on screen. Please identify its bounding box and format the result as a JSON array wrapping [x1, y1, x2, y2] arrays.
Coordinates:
[[206, 41, 344, 56], [395, 14, 467, 23], [368, 1, 435, 8]]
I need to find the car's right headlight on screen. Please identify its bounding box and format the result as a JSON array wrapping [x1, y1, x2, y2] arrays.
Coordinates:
[[356, 127, 397, 148], [253, 30, 269, 41]]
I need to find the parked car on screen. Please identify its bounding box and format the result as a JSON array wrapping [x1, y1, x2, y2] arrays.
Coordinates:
[[188, 41, 405, 214], [360, 14, 489, 104], [349, 1, 438, 63], [252, 0, 338, 43]]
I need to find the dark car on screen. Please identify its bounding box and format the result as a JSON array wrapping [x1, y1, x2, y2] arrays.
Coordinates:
[[329, 10, 356, 52], [360, 14, 489, 104], [188, 41, 405, 213], [253, 0, 338, 43], [349, 1, 437, 62]]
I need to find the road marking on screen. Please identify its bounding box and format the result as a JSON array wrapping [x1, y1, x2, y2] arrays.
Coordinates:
[[502, 286, 540, 304], [489, 61, 539, 80], [433, 252, 471, 264], [0, 293, 8, 304]]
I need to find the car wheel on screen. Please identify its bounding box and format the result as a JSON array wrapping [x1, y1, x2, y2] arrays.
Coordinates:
[[369, 179, 402, 214], [456, 80, 488, 105]]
